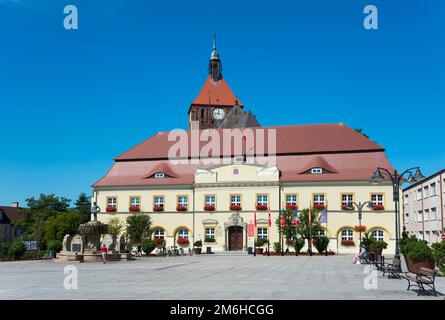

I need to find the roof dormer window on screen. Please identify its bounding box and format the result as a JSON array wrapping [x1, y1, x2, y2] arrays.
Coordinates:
[[311, 168, 323, 174], [154, 172, 165, 178]]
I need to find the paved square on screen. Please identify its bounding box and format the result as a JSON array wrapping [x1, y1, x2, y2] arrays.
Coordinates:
[[0, 255, 443, 300]]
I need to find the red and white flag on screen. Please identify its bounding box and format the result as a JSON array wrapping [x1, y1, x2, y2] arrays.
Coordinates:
[[268, 206, 271, 227], [254, 209, 257, 226]]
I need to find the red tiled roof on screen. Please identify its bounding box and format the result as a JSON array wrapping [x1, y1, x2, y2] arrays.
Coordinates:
[[0, 206, 25, 221], [143, 162, 178, 178], [93, 123, 392, 187], [114, 123, 384, 161], [191, 76, 243, 107]]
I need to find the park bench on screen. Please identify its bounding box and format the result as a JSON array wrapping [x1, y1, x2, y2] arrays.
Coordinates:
[[382, 258, 406, 279], [406, 267, 437, 296]]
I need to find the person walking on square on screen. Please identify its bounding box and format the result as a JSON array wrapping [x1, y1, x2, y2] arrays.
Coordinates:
[[137, 244, 142, 258], [101, 244, 107, 264]]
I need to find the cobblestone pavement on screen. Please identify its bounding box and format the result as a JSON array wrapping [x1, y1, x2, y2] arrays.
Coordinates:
[[0, 254, 443, 300]]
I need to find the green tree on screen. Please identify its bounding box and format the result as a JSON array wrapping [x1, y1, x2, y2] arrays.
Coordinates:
[[126, 215, 152, 245], [45, 212, 81, 242], [8, 238, 26, 259], [108, 217, 124, 241], [275, 208, 296, 247], [26, 193, 71, 212], [295, 208, 322, 255], [75, 193, 91, 223]]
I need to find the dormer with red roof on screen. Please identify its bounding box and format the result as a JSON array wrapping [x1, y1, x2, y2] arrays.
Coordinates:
[[188, 33, 259, 129]]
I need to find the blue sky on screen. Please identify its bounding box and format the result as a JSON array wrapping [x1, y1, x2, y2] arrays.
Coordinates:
[[0, 0, 444, 206]]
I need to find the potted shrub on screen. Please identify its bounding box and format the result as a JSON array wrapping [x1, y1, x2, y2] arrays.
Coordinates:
[[153, 205, 164, 212], [142, 239, 156, 256], [353, 225, 367, 232], [286, 204, 297, 210], [286, 239, 295, 246], [313, 236, 330, 255], [255, 239, 268, 254], [372, 204, 384, 211], [273, 241, 281, 254], [177, 238, 190, 246], [293, 238, 305, 255], [106, 206, 117, 212], [256, 204, 268, 210], [314, 203, 325, 210], [341, 240, 355, 247], [193, 240, 202, 254], [369, 240, 387, 257], [229, 204, 242, 211], [129, 206, 140, 212], [204, 237, 215, 243], [341, 204, 353, 211], [432, 241, 445, 275], [176, 205, 187, 211], [401, 236, 434, 273], [204, 205, 215, 211]]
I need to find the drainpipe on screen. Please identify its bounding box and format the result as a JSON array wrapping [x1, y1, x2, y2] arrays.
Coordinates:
[[192, 186, 195, 249], [421, 182, 425, 240]]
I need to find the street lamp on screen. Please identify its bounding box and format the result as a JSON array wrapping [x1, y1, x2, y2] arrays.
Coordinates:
[[370, 166, 425, 267], [349, 201, 372, 246]]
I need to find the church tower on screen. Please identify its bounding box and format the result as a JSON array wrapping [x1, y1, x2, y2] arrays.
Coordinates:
[[188, 34, 254, 130]]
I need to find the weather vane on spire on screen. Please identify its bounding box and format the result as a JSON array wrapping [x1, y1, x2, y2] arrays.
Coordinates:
[[209, 32, 222, 80], [213, 32, 216, 50]]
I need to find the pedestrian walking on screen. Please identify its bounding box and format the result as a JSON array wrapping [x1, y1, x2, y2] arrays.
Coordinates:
[[137, 244, 142, 257], [101, 244, 107, 264]]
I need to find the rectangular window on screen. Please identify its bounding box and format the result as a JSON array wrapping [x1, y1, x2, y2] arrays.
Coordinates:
[[231, 195, 241, 206], [341, 194, 353, 206], [313, 194, 325, 205], [205, 227, 215, 240], [130, 196, 140, 207], [423, 186, 429, 199], [431, 208, 437, 220], [107, 197, 117, 208], [177, 196, 187, 208], [286, 194, 297, 205], [417, 210, 423, 222], [311, 168, 323, 174], [431, 183, 437, 196], [417, 189, 422, 201], [257, 227, 268, 240], [154, 172, 165, 178], [154, 196, 164, 207], [205, 195, 216, 207], [371, 194, 383, 206], [257, 194, 268, 206]]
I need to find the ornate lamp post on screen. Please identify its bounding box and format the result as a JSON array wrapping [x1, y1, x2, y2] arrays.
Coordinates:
[[370, 167, 425, 266], [349, 201, 372, 246]]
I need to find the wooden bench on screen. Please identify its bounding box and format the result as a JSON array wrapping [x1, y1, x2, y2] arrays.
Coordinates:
[[406, 267, 437, 296], [382, 258, 405, 279]]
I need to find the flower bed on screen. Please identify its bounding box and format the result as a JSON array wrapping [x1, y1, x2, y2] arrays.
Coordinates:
[[204, 237, 216, 243], [314, 203, 326, 210], [286, 204, 297, 210], [154, 237, 164, 246], [341, 240, 355, 247], [204, 205, 215, 211], [177, 238, 190, 245], [106, 206, 117, 212], [353, 225, 367, 232], [129, 206, 140, 212], [176, 205, 187, 211], [230, 204, 242, 211], [372, 204, 384, 211], [153, 206, 164, 212], [341, 204, 353, 211], [256, 204, 268, 210]]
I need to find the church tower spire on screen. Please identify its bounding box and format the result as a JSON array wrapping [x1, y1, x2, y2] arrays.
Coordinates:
[[208, 33, 223, 81]]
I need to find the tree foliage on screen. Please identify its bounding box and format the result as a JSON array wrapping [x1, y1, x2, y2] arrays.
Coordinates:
[[126, 215, 152, 244], [75, 193, 91, 223], [45, 212, 81, 242], [108, 217, 124, 239]]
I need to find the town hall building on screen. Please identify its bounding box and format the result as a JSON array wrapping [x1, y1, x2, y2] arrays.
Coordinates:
[[93, 35, 398, 254]]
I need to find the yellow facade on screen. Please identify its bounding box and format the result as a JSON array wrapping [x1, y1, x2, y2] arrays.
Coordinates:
[[94, 163, 399, 254]]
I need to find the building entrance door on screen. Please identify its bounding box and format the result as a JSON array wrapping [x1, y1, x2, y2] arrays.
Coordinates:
[[228, 226, 243, 251]]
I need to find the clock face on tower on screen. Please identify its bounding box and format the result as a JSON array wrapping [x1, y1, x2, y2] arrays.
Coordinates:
[[212, 107, 225, 120]]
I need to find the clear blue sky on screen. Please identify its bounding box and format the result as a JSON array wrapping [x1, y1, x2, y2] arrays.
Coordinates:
[[0, 0, 444, 206]]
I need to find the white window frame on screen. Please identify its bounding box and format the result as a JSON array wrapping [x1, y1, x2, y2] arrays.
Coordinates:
[[107, 197, 117, 207], [341, 229, 354, 241], [431, 183, 437, 196], [371, 194, 383, 206], [177, 196, 188, 208], [177, 228, 189, 239], [130, 196, 140, 207], [205, 227, 215, 240], [257, 227, 268, 240], [205, 195, 216, 206], [153, 228, 165, 239], [286, 194, 297, 205], [371, 229, 384, 241], [341, 194, 353, 206], [311, 168, 323, 174], [257, 194, 268, 206], [154, 196, 164, 207], [313, 194, 325, 205], [231, 195, 241, 206], [155, 172, 165, 178]]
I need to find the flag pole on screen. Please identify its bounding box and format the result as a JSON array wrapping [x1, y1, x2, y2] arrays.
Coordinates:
[[309, 201, 312, 256], [267, 206, 271, 256]]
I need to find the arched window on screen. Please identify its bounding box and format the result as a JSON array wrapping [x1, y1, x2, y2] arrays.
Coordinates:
[[177, 228, 189, 239], [152, 228, 165, 239], [341, 229, 354, 241], [371, 229, 384, 241], [315, 229, 326, 237]]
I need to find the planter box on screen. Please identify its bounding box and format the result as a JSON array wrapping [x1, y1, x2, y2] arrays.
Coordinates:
[[256, 205, 268, 210], [129, 206, 140, 212], [176, 205, 187, 212], [255, 248, 264, 254], [286, 204, 297, 210], [341, 204, 353, 211], [193, 248, 202, 254], [372, 205, 384, 211], [404, 254, 435, 274], [204, 205, 215, 211], [106, 206, 117, 212], [153, 206, 164, 212], [230, 205, 242, 211], [314, 204, 326, 210]]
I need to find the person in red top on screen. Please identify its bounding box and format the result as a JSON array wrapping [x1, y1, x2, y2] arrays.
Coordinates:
[[101, 244, 107, 264]]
